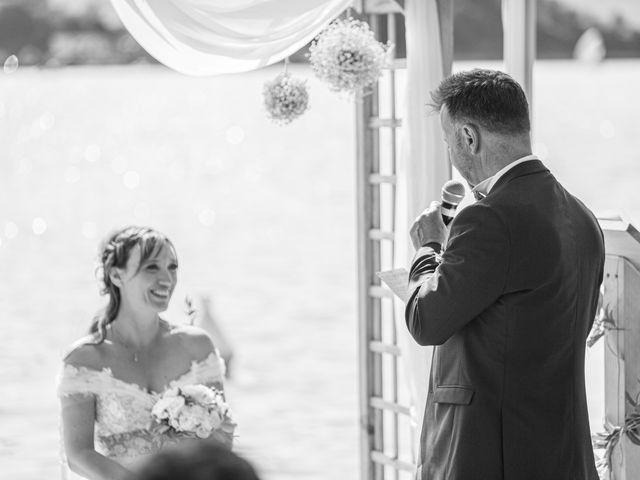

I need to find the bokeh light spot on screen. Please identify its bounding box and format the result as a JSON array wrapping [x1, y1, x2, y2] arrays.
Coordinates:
[[123, 171, 140, 189], [82, 221, 97, 239], [32, 218, 47, 235], [85, 145, 102, 163], [38, 112, 56, 131], [225, 125, 245, 145], [599, 120, 615, 139], [3, 55, 19, 74], [198, 208, 216, 227], [65, 166, 81, 183], [4, 222, 18, 239]]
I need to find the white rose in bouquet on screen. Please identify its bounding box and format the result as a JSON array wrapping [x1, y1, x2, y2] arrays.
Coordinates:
[[151, 389, 185, 419], [193, 410, 221, 438], [151, 390, 185, 421], [195, 424, 211, 439], [180, 384, 216, 405], [173, 408, 199, 432]]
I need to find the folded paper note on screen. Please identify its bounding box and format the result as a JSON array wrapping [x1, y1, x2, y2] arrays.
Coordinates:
[[377, 268, 410, 303]]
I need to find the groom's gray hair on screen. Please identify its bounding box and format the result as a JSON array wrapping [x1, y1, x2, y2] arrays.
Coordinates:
[[430, 69, 531, 135]]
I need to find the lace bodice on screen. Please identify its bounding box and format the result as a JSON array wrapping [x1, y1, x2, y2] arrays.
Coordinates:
[[57, 352, 225, 466]]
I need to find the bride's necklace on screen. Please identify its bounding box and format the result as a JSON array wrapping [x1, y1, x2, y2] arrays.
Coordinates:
[[111, 321, 162, 363], [111, 327, 141, 362]]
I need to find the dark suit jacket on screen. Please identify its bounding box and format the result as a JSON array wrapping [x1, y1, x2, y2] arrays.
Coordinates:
[[405, 160, 604, 480]]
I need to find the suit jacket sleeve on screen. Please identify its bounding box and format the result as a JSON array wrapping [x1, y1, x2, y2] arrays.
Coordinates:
[[405, 203, 510, 345]]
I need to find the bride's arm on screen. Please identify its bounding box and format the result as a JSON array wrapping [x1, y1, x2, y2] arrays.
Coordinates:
[[61, 394, 133, 480], [176, 326, 234, 447]]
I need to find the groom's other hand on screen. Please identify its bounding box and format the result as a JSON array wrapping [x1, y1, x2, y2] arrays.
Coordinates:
[[409, 201, 448, 250]]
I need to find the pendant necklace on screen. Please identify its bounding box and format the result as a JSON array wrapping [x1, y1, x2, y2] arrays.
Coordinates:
[[111, 320, 163, 363], [111, 326, 141, 363]]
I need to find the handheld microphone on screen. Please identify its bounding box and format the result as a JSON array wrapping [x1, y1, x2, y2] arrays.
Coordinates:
[[441, 180, 465, 226]]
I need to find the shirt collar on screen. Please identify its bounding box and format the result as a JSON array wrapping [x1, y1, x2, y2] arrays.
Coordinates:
[[471, 154, 539, 200]]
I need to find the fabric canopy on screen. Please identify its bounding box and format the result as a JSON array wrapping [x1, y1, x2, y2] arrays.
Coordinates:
[[110, 0, 354, 76]]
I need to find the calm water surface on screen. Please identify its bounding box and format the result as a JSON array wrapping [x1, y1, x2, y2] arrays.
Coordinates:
[[1, 60, 638, 479]]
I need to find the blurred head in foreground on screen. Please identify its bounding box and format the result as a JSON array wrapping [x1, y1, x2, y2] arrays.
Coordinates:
[[135, 440, 261, 480], [430, 68, 532, 188]]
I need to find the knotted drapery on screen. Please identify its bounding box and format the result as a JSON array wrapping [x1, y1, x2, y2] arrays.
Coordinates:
[[110, 0, 354, 75]]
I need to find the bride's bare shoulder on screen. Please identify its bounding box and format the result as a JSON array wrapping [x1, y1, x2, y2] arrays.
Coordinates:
[[165, 322, 215, 360], [62, 333, 106, 369]]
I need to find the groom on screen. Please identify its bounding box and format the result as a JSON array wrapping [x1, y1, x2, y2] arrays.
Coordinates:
[[405, 69, 604, 480]]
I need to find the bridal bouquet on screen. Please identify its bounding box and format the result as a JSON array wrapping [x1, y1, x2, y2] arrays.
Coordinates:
[[151, 385, 236, 443]]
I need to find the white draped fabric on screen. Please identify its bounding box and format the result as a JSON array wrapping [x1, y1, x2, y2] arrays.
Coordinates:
[[393, 0, 450, 456], [109, 0, 354, 76]]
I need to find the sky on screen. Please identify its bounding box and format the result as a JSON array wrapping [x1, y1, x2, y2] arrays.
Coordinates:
[[558, 0, 640, 28]]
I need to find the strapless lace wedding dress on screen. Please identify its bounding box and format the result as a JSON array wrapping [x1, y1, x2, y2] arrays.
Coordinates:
[[57, 353, 225, 479]]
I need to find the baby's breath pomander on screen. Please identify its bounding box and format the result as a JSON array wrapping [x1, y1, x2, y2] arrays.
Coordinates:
[[308, 17, 392, 95], [263, 72, 309, 125]]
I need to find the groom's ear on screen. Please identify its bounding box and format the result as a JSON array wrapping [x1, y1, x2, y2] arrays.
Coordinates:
[[461, 123, 480, 154]]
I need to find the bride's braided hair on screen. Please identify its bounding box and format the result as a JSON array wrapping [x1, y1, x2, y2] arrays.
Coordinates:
[[89, 225, 175, 344]]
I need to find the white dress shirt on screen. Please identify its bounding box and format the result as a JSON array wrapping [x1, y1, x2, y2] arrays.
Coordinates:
[[471, 154, 539, 199]]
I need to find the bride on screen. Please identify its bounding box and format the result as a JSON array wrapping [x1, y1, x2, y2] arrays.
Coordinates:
[[57, 226, 231, 480]]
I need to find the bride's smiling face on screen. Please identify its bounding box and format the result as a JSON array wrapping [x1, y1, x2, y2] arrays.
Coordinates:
[[115, 242, 178, 314]]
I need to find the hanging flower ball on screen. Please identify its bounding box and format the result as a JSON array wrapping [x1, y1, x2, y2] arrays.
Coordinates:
[[263, 72, 309, 125], [308, 17, 392, 95]]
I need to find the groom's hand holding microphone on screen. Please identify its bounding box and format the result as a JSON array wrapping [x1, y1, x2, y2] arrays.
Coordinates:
[[409, 180, 465, 250]]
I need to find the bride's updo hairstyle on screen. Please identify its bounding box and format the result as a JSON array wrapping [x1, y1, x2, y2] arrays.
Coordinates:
[[90, 225, 176, 343]]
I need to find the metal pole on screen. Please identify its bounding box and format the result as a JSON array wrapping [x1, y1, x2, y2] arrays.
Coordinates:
[[356, 65, 376, 480], [386, 12, 400, 480], [356, 11, 384, 478]]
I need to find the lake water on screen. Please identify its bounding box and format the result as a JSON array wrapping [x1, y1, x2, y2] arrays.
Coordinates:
[[0, 60, 638, 480]]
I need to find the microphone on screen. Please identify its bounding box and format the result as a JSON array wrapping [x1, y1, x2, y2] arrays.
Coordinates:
[[441, 180, 465, 226]]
